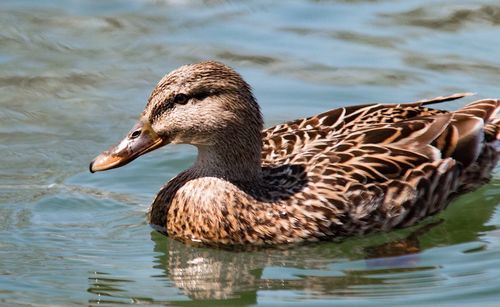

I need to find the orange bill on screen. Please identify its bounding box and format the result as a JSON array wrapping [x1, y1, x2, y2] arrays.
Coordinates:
[[89, 120, 165, 173]]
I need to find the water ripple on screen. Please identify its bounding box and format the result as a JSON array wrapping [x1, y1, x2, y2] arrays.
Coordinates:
[[384, 4, 500, 31], [1, 0, 499, 305]]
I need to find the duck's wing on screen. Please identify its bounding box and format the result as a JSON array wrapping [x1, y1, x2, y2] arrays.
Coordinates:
[[290, 97, 499, 187], [262, 96, 498, 236], [262, 93, 472, 162]]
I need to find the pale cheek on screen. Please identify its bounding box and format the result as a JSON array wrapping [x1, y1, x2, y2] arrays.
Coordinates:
[[167, 122, 209, 145], [153, 103, 235, 145]]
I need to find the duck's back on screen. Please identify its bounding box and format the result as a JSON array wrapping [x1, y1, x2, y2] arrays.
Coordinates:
[[260, 93, 499, 237]]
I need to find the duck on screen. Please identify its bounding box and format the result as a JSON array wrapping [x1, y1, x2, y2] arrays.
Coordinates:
[[90, 61, 500, 246]]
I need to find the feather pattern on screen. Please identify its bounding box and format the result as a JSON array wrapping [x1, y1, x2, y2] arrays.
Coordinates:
[[91, 62, 499, 246], [149, 91, 499, 245]]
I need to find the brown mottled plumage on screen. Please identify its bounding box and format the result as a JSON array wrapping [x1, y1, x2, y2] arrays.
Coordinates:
[[90, 61, 500, 246]]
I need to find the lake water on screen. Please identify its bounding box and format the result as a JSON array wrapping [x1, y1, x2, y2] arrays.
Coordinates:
[[1, 0, 500, 305]]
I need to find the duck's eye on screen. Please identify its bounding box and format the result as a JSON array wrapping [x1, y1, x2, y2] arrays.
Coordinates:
[[130, 129, 141, 139], [173, 93, 189, 105]]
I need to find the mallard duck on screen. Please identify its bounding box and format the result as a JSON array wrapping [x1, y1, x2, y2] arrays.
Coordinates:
[[90, 61, 499, 246]]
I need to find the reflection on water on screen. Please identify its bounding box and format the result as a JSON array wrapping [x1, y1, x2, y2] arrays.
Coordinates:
[[87, 188, 497, 304], [1, 0, 500, 305]]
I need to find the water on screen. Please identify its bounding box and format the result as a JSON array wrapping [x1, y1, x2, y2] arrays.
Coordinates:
[[1, 0, 499, 305]]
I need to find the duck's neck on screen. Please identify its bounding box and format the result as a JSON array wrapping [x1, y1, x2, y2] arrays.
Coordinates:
[[191, 133, 263, 183], [148, 133, 263, 231]]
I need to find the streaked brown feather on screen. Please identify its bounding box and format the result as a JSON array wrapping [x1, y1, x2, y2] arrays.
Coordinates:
[[143, 62, 499, 246]]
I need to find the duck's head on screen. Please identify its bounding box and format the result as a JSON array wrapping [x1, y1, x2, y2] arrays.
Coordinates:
[[90, 61, 263, 173]]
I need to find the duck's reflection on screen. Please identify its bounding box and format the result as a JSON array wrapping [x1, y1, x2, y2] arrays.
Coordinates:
[[152, 235, 261, 300], [149, 187, 498, 301], [150, 225, 427, 300], [86, 185, 498, 303]]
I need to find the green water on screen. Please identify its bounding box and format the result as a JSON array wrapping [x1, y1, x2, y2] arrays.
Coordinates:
[[1, 0, 500, 305]]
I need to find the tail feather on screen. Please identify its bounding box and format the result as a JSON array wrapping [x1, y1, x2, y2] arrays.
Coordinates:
[[485, 115, 500, 141], [432, 99, 499, 167], [449, 114, 484, 167], [455, 99, 499, 122], [460, 99, 499, 142]]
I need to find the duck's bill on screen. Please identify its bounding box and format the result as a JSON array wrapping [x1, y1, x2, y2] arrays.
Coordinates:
[[89, 120, 165, 173]]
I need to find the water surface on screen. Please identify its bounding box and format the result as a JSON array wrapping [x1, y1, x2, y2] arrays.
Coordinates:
[[1, 0, 500, 305]]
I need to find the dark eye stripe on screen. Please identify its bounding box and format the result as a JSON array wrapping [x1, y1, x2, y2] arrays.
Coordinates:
[[192, 91, 210, 101], [150, 101, 172, 121], [173, 93, 189, 104], [149, 89, 218, 121], [150, 94, 190, 120], [192, 89, 220, 101]]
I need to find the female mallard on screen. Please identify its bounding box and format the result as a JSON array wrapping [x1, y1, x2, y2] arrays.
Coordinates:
[[90, 61, 499, 246]]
